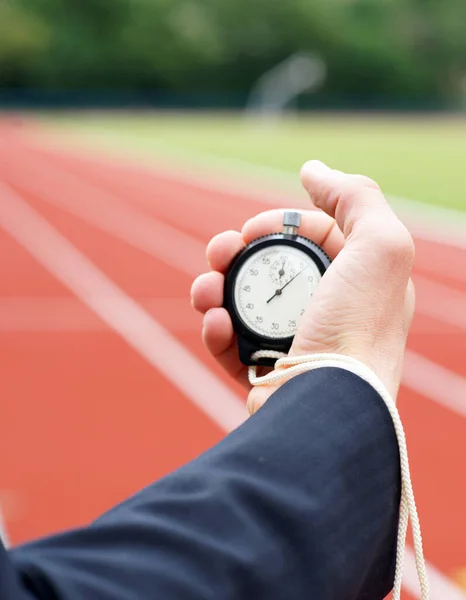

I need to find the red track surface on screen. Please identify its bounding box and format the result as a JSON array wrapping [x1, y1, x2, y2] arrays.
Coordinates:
[[1, 122, 465, 599]]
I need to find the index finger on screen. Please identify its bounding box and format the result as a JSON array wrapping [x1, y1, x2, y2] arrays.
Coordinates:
[[207, 209, 344, 274], [242, 208, 344, 260]]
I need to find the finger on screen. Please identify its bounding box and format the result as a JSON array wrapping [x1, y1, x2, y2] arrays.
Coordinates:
[[247, 385, 272, 416], [242, 208, 344, 259], [300, 160, 410, 245], [191, 271, 224, 314], [202, 307, 234, 355], [202, 308, 249, 388], [206, 230, 245, 273]]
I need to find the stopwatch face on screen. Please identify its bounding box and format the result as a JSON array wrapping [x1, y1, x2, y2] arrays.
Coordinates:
[[233, 244, 322, 339]]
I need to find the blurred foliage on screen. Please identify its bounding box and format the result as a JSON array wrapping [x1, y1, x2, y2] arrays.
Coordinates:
[[1, 0, 466, 105]]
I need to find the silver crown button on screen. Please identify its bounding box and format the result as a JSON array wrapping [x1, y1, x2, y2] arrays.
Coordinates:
[[282, 211, 301, 235]]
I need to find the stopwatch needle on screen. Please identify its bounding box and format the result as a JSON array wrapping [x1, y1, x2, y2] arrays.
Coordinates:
[[278, 259, 286, 279], [266, 266, 307, 303]]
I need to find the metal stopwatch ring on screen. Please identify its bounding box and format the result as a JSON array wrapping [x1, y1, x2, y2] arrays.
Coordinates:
[[224, 211, 331, 367]]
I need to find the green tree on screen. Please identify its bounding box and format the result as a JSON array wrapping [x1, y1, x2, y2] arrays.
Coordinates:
[[0, 0, 465, 106]]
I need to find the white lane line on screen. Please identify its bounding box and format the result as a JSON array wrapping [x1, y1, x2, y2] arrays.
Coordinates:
[[4, 151, 466, 420], [389, 196, 466, 251], [0, 148, 207, 278], [0, 184, 461, 600], [3, 301, 465, 422], [414, 275, 466, 330], [404, 350, 466, 417], [415, 254, 466, 287], [5, 147, 466, 335], [3, 282, 466, 337], [25, 132, 305, 209], [0, 297, 200, 333], [29, 131, 466, 250], [21, 134, 466, 295], [0, 182, 247, 432], [404, 548, 466, 600], [128, 143, 466, 250]]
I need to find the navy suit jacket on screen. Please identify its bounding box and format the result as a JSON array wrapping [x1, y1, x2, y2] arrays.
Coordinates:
[[2, 368, 400, 599]]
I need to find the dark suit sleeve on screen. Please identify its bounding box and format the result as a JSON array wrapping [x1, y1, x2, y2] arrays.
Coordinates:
[[4, 368, 400, 600]]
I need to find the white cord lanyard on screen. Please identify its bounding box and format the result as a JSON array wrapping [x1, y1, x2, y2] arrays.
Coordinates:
[[249, 351, 429, 600]]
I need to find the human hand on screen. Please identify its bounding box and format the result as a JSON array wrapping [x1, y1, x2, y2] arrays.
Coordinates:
[[191, 161, 415, 414]]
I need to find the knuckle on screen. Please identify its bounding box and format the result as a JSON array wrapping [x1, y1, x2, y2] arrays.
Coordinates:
[[340, 177, 380, 205], [316, 180, 339, 211], [377, 224, 415, 266], [308, 170, 381, 216], [353, 174, 381, 192]]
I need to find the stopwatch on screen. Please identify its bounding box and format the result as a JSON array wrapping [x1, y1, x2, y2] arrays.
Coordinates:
[[224, 211, 331, 367]]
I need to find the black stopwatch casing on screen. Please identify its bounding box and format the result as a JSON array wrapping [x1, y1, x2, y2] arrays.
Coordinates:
[[224, 233, 331, 367]]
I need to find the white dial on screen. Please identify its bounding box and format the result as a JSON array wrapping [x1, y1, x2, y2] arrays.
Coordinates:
[[234, 244, 322, 339]]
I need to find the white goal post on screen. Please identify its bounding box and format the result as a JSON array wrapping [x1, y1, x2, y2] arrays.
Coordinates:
[[245, 52, 327, 120]]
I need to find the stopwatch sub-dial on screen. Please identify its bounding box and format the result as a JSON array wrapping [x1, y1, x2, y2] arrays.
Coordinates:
[[269, 256, 296, 284]]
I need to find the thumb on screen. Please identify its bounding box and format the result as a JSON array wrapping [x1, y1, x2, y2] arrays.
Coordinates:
[[248, 162, 415, 413], [291, 161, 415, 396], [300, 160, 414, 259]]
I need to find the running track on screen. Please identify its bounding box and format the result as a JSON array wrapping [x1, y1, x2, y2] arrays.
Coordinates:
[[1, 121, 465, 599]]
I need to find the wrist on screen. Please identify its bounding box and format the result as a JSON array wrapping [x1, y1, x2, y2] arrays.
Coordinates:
[[247, 349, 403, 415]]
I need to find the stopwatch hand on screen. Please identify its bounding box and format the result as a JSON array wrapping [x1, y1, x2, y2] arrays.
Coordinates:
[[266, 266, 307, 303], [278, 260, 286, 279]]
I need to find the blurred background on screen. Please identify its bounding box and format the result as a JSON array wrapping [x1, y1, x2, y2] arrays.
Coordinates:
[[1, 1, 466, 599], [2, 0, 466, 111]]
